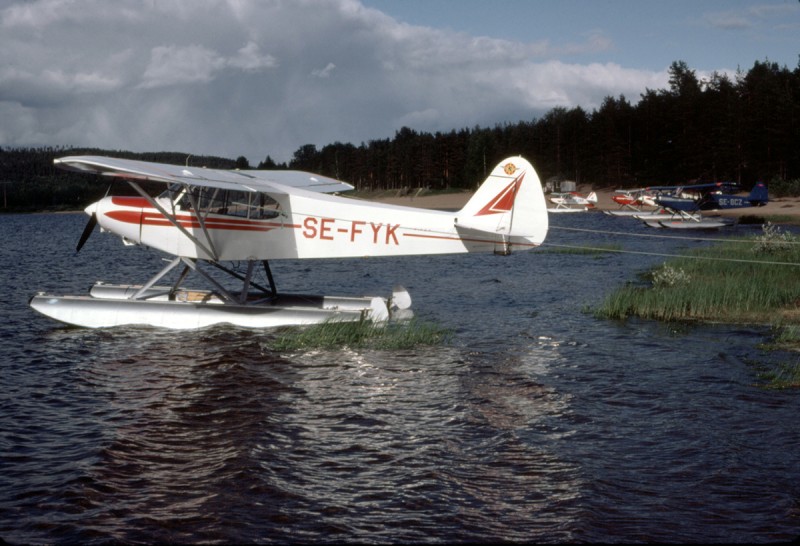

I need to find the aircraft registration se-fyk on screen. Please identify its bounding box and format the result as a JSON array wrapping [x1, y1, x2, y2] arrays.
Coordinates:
[[30, 155, 549, 329]]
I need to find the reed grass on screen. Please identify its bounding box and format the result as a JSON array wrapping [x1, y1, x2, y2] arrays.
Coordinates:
[[735, 213, 800, 226], [270, 317, 451, 352], [754, 359, 800, 389], [769, 324, 800, 349], [595, 223, 800, 324], [752, 325, 800, 388], [595, 223, 800, 388]]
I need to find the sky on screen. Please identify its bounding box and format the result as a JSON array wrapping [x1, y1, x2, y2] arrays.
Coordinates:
[[1, 0, 798, 165]]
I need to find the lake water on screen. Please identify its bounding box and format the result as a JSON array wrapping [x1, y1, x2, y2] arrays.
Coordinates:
[[2, 211, 799, 544]]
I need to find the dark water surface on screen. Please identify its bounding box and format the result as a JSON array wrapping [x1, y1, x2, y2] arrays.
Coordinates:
[[2, 212, 799, 544]]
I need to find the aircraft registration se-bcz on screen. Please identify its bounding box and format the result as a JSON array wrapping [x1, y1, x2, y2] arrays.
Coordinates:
[[29, 155, 550, 329]]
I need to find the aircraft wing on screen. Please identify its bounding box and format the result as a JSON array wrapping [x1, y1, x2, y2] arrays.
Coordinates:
[[54, 155, 354, 194], [645, 181, 739, 193]]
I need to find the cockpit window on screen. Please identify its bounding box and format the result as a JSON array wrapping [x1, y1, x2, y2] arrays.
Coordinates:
[[158, 186, 280, 219]]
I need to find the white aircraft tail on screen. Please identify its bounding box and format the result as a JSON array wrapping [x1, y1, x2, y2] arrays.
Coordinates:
[[454, 156, 548, 244]]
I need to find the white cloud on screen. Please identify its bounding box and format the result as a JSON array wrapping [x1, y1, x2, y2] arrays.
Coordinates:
[[229, 41, 278, 72], [311, 62, 336, 78], [0, 0, 674, 163], [139, 41, 276, 88], [140, 45, 227, 89], [1, 0, 142, 30], [704, 11, 750, 31], [0, 66, 122, 107]]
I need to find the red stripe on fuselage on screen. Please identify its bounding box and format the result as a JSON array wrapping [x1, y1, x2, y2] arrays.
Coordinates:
[[141, 213, 276, 232], [111, 196, 151, 208], [104, 209, 285, 232], [106, 210, 143, 224]]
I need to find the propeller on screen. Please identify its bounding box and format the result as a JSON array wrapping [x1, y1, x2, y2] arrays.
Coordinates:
[[75, 212, 97, 252], [76, 182, 112, 253]]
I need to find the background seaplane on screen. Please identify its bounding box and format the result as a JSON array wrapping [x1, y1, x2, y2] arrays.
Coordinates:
[[604, 188, 660, 216], [30, 155, 549, 329], [639, 181, 768, 229], [548, 190, 597, 213]]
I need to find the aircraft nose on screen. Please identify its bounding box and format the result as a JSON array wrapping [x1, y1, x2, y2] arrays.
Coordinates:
[[77, 199, 103, 252], [84, 200, 99, 217]]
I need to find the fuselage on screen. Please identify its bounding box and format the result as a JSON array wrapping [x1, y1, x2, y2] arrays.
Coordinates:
[[88, 192, 543, 261]]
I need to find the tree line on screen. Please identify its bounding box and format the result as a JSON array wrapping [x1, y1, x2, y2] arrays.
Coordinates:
[[1, 58, 798, 212]]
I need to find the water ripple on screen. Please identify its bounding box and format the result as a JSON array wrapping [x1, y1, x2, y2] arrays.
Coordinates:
[[2, 213, 800, 543]]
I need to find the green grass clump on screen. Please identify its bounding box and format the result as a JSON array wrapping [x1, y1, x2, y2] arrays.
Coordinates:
[[769, 324, 800, 349], [594, 223, 800, 324], [270, 317, 451, 352], [754, 324, 800, 388], [755, 359, 800, 389], [595, 223, 800, 388]]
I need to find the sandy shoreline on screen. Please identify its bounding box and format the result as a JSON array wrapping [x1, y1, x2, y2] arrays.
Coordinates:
[[369, 187, 800, 219]]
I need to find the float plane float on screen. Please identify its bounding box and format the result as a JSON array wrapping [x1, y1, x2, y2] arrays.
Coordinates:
[[602, 181, 768, 228], [30, 155, 549, 329]]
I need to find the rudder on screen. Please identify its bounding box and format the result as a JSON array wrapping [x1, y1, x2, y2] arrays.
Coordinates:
[[749, 183, 768, 206], [455, 156, 548, 245]]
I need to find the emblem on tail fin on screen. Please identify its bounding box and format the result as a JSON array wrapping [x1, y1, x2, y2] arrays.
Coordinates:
[[475, 172, 525, 216]]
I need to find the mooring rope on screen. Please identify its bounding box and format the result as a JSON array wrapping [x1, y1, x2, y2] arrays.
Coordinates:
[[550, 224, 800, 245], [544, 224, 800, 267]]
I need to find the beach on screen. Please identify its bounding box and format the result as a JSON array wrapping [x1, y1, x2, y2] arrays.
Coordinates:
[[370, 186, 800, 220]]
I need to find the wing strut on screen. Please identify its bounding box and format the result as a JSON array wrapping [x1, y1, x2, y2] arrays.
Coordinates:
[[125, 257, 278, 305], [180, 258, 238, 302], [182, 183, 217, 254], [206, 261, 275, 297], [264, 261, 277, 296], [239, 260, 256, 304], [132, 257, 182, 300], [127, 180, 220, 261]]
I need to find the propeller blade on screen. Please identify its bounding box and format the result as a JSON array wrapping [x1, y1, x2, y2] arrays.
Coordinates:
[[76, 213, 97, 252]]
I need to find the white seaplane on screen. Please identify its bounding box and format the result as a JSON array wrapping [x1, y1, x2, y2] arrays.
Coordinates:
[[30, 155, 549, 329], [548, 191, 597, 213]]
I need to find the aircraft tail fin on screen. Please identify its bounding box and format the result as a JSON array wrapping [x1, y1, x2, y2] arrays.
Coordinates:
[[749, 182, 768, 206], [454, 156, 548, 245]]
